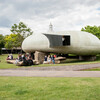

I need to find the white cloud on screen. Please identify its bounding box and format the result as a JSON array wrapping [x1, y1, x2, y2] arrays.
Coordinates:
[[0, 0, 100, 35], [0, 27, 11, 35]]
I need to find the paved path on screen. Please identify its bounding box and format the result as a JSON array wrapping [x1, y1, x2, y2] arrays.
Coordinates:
[[0, 70, 100, 77], [6, 63, 100, 71], [0, 63, 100, 77]]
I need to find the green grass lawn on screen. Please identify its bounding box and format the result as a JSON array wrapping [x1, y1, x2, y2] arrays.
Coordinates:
[[83, 67, 100, 71], [0, 54, 19, 69], [0, 54, 100, 69], [0, 77, 100, 100]]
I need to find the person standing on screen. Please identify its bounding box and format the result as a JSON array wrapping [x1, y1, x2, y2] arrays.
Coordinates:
[[47, 55, 51, 64], [44, 56, 47, 61], [51, 55, 55, 64]]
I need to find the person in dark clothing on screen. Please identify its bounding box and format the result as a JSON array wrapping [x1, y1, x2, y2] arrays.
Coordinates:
[[27, 56, 33, 66], [27, 59, 33, 66], [44, 56, 47, 61], [10, 54, 13, 60], [18, 54, 22, 61], [22, 56, 28, 66], [51, 55, 55, 64]]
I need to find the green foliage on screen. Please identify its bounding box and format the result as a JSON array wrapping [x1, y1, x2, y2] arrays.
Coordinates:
[[0, 34, 5, 54], [0, 34, 4, 48], [10, 22, 33, 38], [5, 22, 33, 48], [4, 33, 24, 49], [81, 25, 100, 39]]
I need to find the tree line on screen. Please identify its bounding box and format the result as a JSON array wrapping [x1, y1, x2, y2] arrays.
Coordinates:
[[81, 25, 100, 39], [0, 22, 33, 54], [0, 23, 100, 54]]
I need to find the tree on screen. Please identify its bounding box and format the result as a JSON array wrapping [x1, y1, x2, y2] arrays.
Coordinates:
[[0, 34, 5, 54], [81, 25, 100, 39], [10, 22, 33, 38], [4, 33, 24, 49], [0, 34, 4, 48], [5, 22, 33, 49]]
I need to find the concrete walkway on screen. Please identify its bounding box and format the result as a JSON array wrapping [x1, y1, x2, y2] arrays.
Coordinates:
[[6, 63, 100, 71], [0, 70, 100, 77], [0, 63, 100, 77]]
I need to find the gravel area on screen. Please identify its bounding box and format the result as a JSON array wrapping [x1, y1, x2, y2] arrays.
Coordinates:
[[0, 63, 100, 77], [4, 63, 100, 71], [0, 70, 100, 77]]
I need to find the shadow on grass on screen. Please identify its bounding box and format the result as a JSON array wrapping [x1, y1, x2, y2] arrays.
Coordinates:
[[15, 89, 29, 95], [61, 59, 91, 64], [61, 54, 100, 64]]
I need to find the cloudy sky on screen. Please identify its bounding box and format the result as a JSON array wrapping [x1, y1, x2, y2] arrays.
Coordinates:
[[0, 0, 100, 35]]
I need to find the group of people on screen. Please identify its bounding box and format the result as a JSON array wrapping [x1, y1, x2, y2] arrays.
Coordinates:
[[6, 53, 57, 66], [6, 54, 13, 60], [15, 53, 33, 66], [44, 55, 56, 64], [6, 53, 33, 66]]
